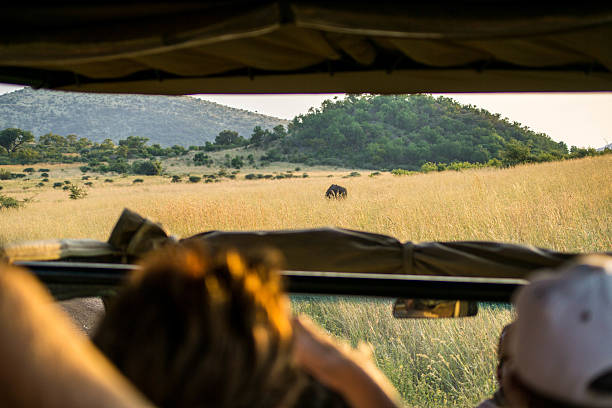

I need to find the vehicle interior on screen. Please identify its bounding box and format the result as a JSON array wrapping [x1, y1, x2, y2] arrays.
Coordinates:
[[1, 2, 611, 407]]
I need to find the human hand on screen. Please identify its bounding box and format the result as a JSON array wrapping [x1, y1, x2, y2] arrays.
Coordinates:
[[292, 316, 401, 408]]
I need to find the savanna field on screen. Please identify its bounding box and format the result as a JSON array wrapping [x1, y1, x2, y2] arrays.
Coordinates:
[[1, 156, 611, 407]]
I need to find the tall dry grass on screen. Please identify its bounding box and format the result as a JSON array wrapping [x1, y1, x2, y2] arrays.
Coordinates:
[[0, 156, 609, 406], [292, 298, 513, 407], [1, 156, 610, 251]]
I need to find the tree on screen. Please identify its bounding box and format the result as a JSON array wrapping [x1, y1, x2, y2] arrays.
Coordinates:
[[0, 128, 35, 153], [249, 126, 266, 146], [501, 140, 532, 166], [215, 130, 240, 145]]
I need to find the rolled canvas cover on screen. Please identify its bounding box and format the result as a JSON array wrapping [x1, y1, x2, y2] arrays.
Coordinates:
[[1, 2, 611, 92], [5, 209, 606, 299]]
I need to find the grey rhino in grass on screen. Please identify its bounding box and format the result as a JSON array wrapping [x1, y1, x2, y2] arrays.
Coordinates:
[[325, 184, 347, 199]]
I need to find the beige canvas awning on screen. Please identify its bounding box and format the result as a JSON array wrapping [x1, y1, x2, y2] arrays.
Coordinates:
[[1, 3, 611, 93]]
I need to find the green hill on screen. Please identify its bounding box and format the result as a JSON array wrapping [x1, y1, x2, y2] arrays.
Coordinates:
[[0, 88, 288, 147], [280, 94, 568, 169]]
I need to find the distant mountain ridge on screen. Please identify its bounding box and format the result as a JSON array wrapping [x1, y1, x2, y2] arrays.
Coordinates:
[[0, 88, 288, 146]]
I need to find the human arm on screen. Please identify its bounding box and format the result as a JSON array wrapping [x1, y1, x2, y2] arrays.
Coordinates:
[[292, 316, 402, 408], [0, 264, 153, 408]]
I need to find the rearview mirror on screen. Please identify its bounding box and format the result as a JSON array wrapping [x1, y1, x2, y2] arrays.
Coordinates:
[[392, 298, 478, 319]]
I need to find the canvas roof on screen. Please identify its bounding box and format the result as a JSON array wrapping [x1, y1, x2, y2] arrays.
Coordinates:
[[1, 2, 611, 93]]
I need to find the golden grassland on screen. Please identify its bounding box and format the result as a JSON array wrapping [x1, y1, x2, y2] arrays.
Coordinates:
[[0, 156, 610, 406], [0, 156, 610, 251]]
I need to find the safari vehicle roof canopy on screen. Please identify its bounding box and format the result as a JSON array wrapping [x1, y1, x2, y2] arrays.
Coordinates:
[[1, 2, 611, 93]]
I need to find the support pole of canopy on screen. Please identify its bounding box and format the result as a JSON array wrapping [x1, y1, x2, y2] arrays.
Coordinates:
[[15, 261, 525, 302]]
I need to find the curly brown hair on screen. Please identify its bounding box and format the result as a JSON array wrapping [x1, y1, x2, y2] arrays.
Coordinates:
[[93, 242, 304, 408]]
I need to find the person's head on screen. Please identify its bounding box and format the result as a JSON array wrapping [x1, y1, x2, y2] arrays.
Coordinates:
[[503, 255, 612, 408], [93, 241, 303, 408]]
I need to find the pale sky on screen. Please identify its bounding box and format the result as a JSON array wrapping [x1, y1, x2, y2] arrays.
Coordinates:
[[1, 83, 610, 148]]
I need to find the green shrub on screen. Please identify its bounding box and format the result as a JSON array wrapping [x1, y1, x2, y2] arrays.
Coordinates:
[[420, 162, 437, 173], [132, 160, 162, 176], [0, 169, 10, 180], [133, 178, 144, 183], [104, 179, 114, 183], [68, 185, 87, 199], [79, 166, 91, 173], [62, 185, 70, 190], [245, 173, 256, 180], [23, 167, 35, 173], [42, 178, 49, 182], [64, 180, 71, 184], [38, 168, 50, 172], [53, 182, 63, 188], [349, 171, 361, 177], [11, 173, 25, 179], [0, 194, 20, 209], [188, 176, 202, 183], [487, 158, 503, 168], [302, 173, 309, 178], [171, 175, 181, 183], [36, 182, 44, 187], [295, 167, 301, 171], [369, 172, 381, 177], [84, 182, 93, 186], [204, 179, 213, 183], [41, 172, 49, 178], [82, 175, 90, 180], [391, 169, 418, 176]]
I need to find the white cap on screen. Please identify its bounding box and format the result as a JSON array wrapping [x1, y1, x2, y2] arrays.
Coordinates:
[[510, 255, 612, 407]]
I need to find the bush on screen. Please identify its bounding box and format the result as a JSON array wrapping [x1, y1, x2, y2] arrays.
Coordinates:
[[369, 172, 381, 177], [108, 161, 131, 174], [171, 175, 182, 183], [348, 171, 361, 177], [104, 179, 114, 183], [132, 160, 162, 176], [295, 167, 301, 171], [133, 178, 144, 183], [0, 185, 2, 190], [420, 162, 438, 173], [68, 185, 87, 199], [188, 176, 202, 183], [79, 166, 91, 173], [64, 180, 71, 184], [487, 158, 503, 168], [391, 169, 418, 176], [245, 173, 256, 180], [38, 168, 50, 172], [84, 182, 93, 186], [0, 194, 20, 209], [82, 175, 90, 180], [23, 167, 35, 173], [62, 185, 70, 190], [37, 182, 44, 187], [0, 169, 11, 180], [42, 178, 49, 182], [53, 182, 63, 188], [302, 173, 309, 178], [41, 172, 49, 178]]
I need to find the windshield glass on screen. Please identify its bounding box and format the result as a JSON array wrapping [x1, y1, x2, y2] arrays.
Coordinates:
[[1, 88, 610, 407]]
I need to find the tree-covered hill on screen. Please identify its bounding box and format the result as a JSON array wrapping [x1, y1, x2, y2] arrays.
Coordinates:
[[281, 94, 569, 169], [0, 88, 287, 147]]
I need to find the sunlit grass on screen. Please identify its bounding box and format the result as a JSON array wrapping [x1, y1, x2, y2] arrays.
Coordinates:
[[292, 297, 513, 407], [0, 156, 610, 406]]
